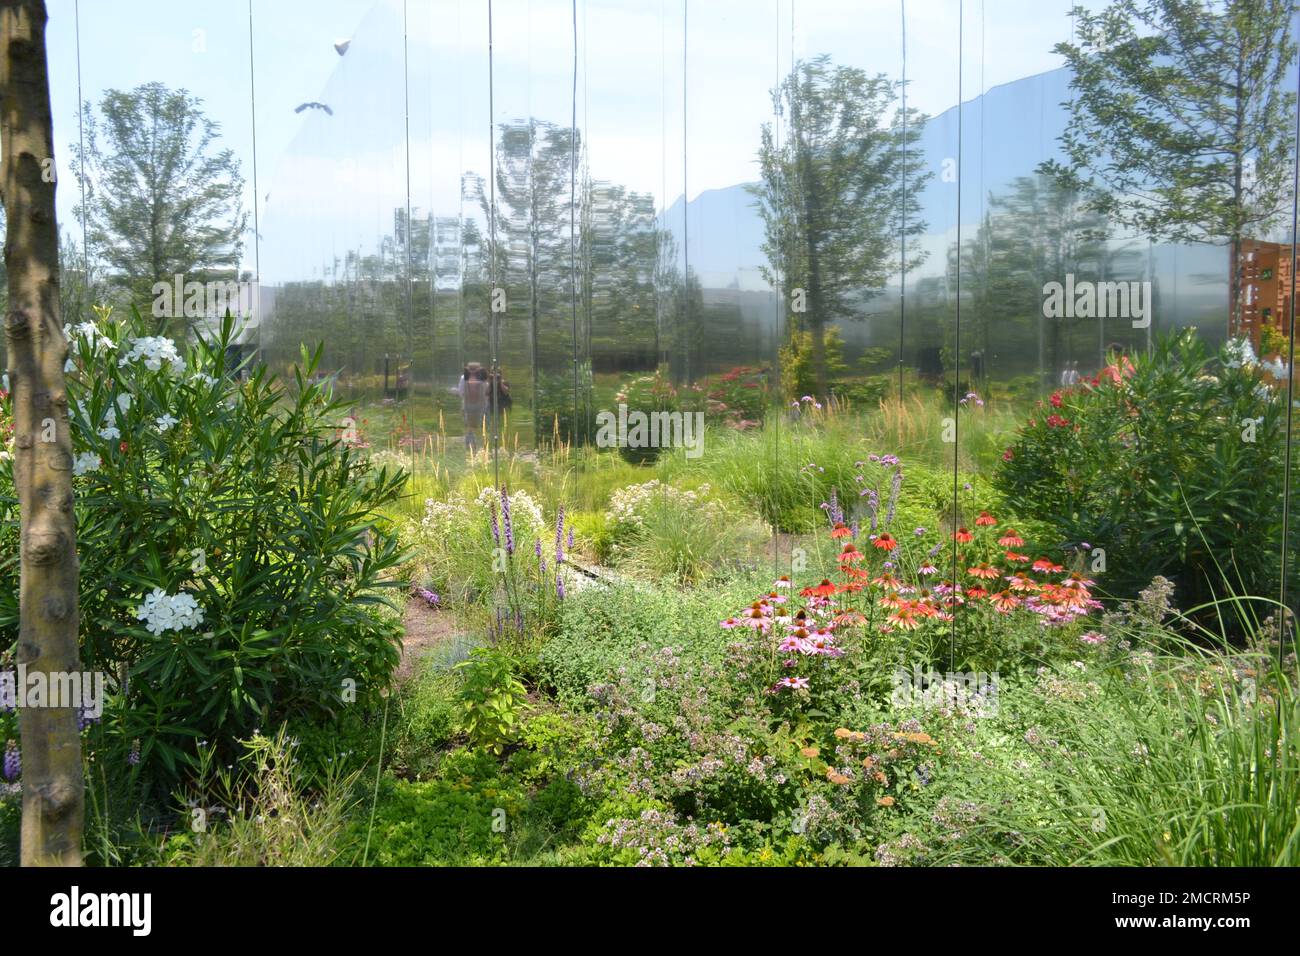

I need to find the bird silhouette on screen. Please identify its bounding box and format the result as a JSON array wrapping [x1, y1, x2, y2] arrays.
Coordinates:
[[294, 101, 333, 116], [334, 39, 351, 56]]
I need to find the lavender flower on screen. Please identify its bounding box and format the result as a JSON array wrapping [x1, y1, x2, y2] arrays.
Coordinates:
[[489, 501, 501, 546], [567, 524, 574, 551], [415, 587, 440, 608], [535, 539, 543, 559], [3, 739, 19, 782], [500, 487, 515, 555], [885, 468, 903, 526], [866, 489, 880, 532], [555, 504, 567, 563], [557, 576, 566, 600], [128, 738, 141, 766]]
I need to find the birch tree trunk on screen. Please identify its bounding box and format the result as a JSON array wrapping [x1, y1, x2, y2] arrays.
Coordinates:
[[0, 0, 84, 867]]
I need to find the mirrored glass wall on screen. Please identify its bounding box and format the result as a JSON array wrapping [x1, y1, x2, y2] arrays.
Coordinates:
[[31, 0, 1300, 640]]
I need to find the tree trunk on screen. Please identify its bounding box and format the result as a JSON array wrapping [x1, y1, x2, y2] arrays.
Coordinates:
[[0, 0, 84, 867]]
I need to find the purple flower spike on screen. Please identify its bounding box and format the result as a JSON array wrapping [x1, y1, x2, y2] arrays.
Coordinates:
[[3, 739, 20, 782], [499, 487, 515, 555]]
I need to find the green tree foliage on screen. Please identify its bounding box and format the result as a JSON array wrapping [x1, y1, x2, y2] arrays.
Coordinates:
[[752, 55, 929, 396], [1044, 0, 1297, 326], [72, 82, 248, 314]]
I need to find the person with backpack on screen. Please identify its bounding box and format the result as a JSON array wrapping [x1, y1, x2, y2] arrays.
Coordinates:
[[458, 362, 490, 451]]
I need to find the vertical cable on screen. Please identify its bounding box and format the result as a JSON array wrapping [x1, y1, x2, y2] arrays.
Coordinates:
[[682, 0, 689, 385], [402, 0, 415, 468], [772, 0, 782, 580], [247, 0, 261, 358], [898, 0, 907, 402], [487, 0, 499, 487], [74, 0, 88, 268], [571, 0, 579, 451], [1279, 18, 1300, 660], [950, 0, 964, 671]]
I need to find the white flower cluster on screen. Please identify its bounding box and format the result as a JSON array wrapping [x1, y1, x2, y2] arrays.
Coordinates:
[[605, 479, 715, 529], [134, 588, 205, 635], [72, 452, 101, 476], [473, 485, 546, 533], [98, 406, 120, 440], [1223, 337, 1259, 370], [118, 336, 184, 374], [419, 496, 464, 539], [65, 321, 117, 354]]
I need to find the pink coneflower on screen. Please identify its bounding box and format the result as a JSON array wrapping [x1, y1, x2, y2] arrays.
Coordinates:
[[1032, 558, 1063, 573], [918, 560, 939, 576], [774, 575, 792, 589], [997, 529, 1024, 548], [775, 676, 810, 691], [975, 511, 997, 527], [1080, 631, 1107, 645], [1006, 573, 1039, 594], [720, 617, 740, 629]]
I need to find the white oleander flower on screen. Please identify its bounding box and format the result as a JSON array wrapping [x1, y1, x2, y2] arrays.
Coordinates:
[[72, 452, 101, 476], [134, 588, 205, 635], [118, 335, 184, 375], [98, 406, 121, 440], [155, 413, 179, 432]]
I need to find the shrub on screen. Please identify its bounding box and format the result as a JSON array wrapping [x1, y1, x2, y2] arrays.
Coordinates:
[[455, 646, 528, 755], [0, 309, 408, 787], [994, 331, 1287, 611]]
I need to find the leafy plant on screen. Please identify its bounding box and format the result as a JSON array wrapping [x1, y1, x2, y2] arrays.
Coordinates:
[[455, 647, 528, 755], [0, 308, 408, 788]]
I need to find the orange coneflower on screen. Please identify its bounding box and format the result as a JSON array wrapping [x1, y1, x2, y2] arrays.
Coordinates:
[[990, 589, 1021, 613], [975, 511, 997, 527], [1004, 551, 1029, 563], [878, 591, 906, 610], [887, 607, 922, 630], [873, 533, 898, 552], [997, 529, 1024, 548], [965, 585, 989, 600], [967, 563, 1000, 580], [838, 543, 863, 565], [1032, 557, 1063, 574], [1006, 572, 1039, 594], [953, 527, 973, 543], [831, 522, 853, 539], [802, 579, 838, 598]]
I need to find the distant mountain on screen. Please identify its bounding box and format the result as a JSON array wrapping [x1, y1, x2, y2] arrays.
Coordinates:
[[658, 65, 1229, 337]]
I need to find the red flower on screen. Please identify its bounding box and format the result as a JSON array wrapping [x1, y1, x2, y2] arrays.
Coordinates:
[[801, 579, 838, 598], [975, 511, 997, 527], [838, 544, 863, 565], [966, 585, 989, 600], [830, 522, 852, 539], [1049, 392, 1063, 408], [1002, 448, 1014, 462], [873, 533, 897, 552], [119, 441, 129, 454], [953, 527, 973, 543], [1046, 414, 1070, 428]]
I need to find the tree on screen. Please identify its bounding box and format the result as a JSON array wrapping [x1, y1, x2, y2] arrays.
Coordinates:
[[71, 81, 247, 318], [1044, 0, 1297, 334], [1, 0, 84, 866], [752, 55, 929, 396]]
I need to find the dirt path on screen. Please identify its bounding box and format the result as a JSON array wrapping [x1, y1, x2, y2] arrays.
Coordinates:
[[395, 598, 464, 685]]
